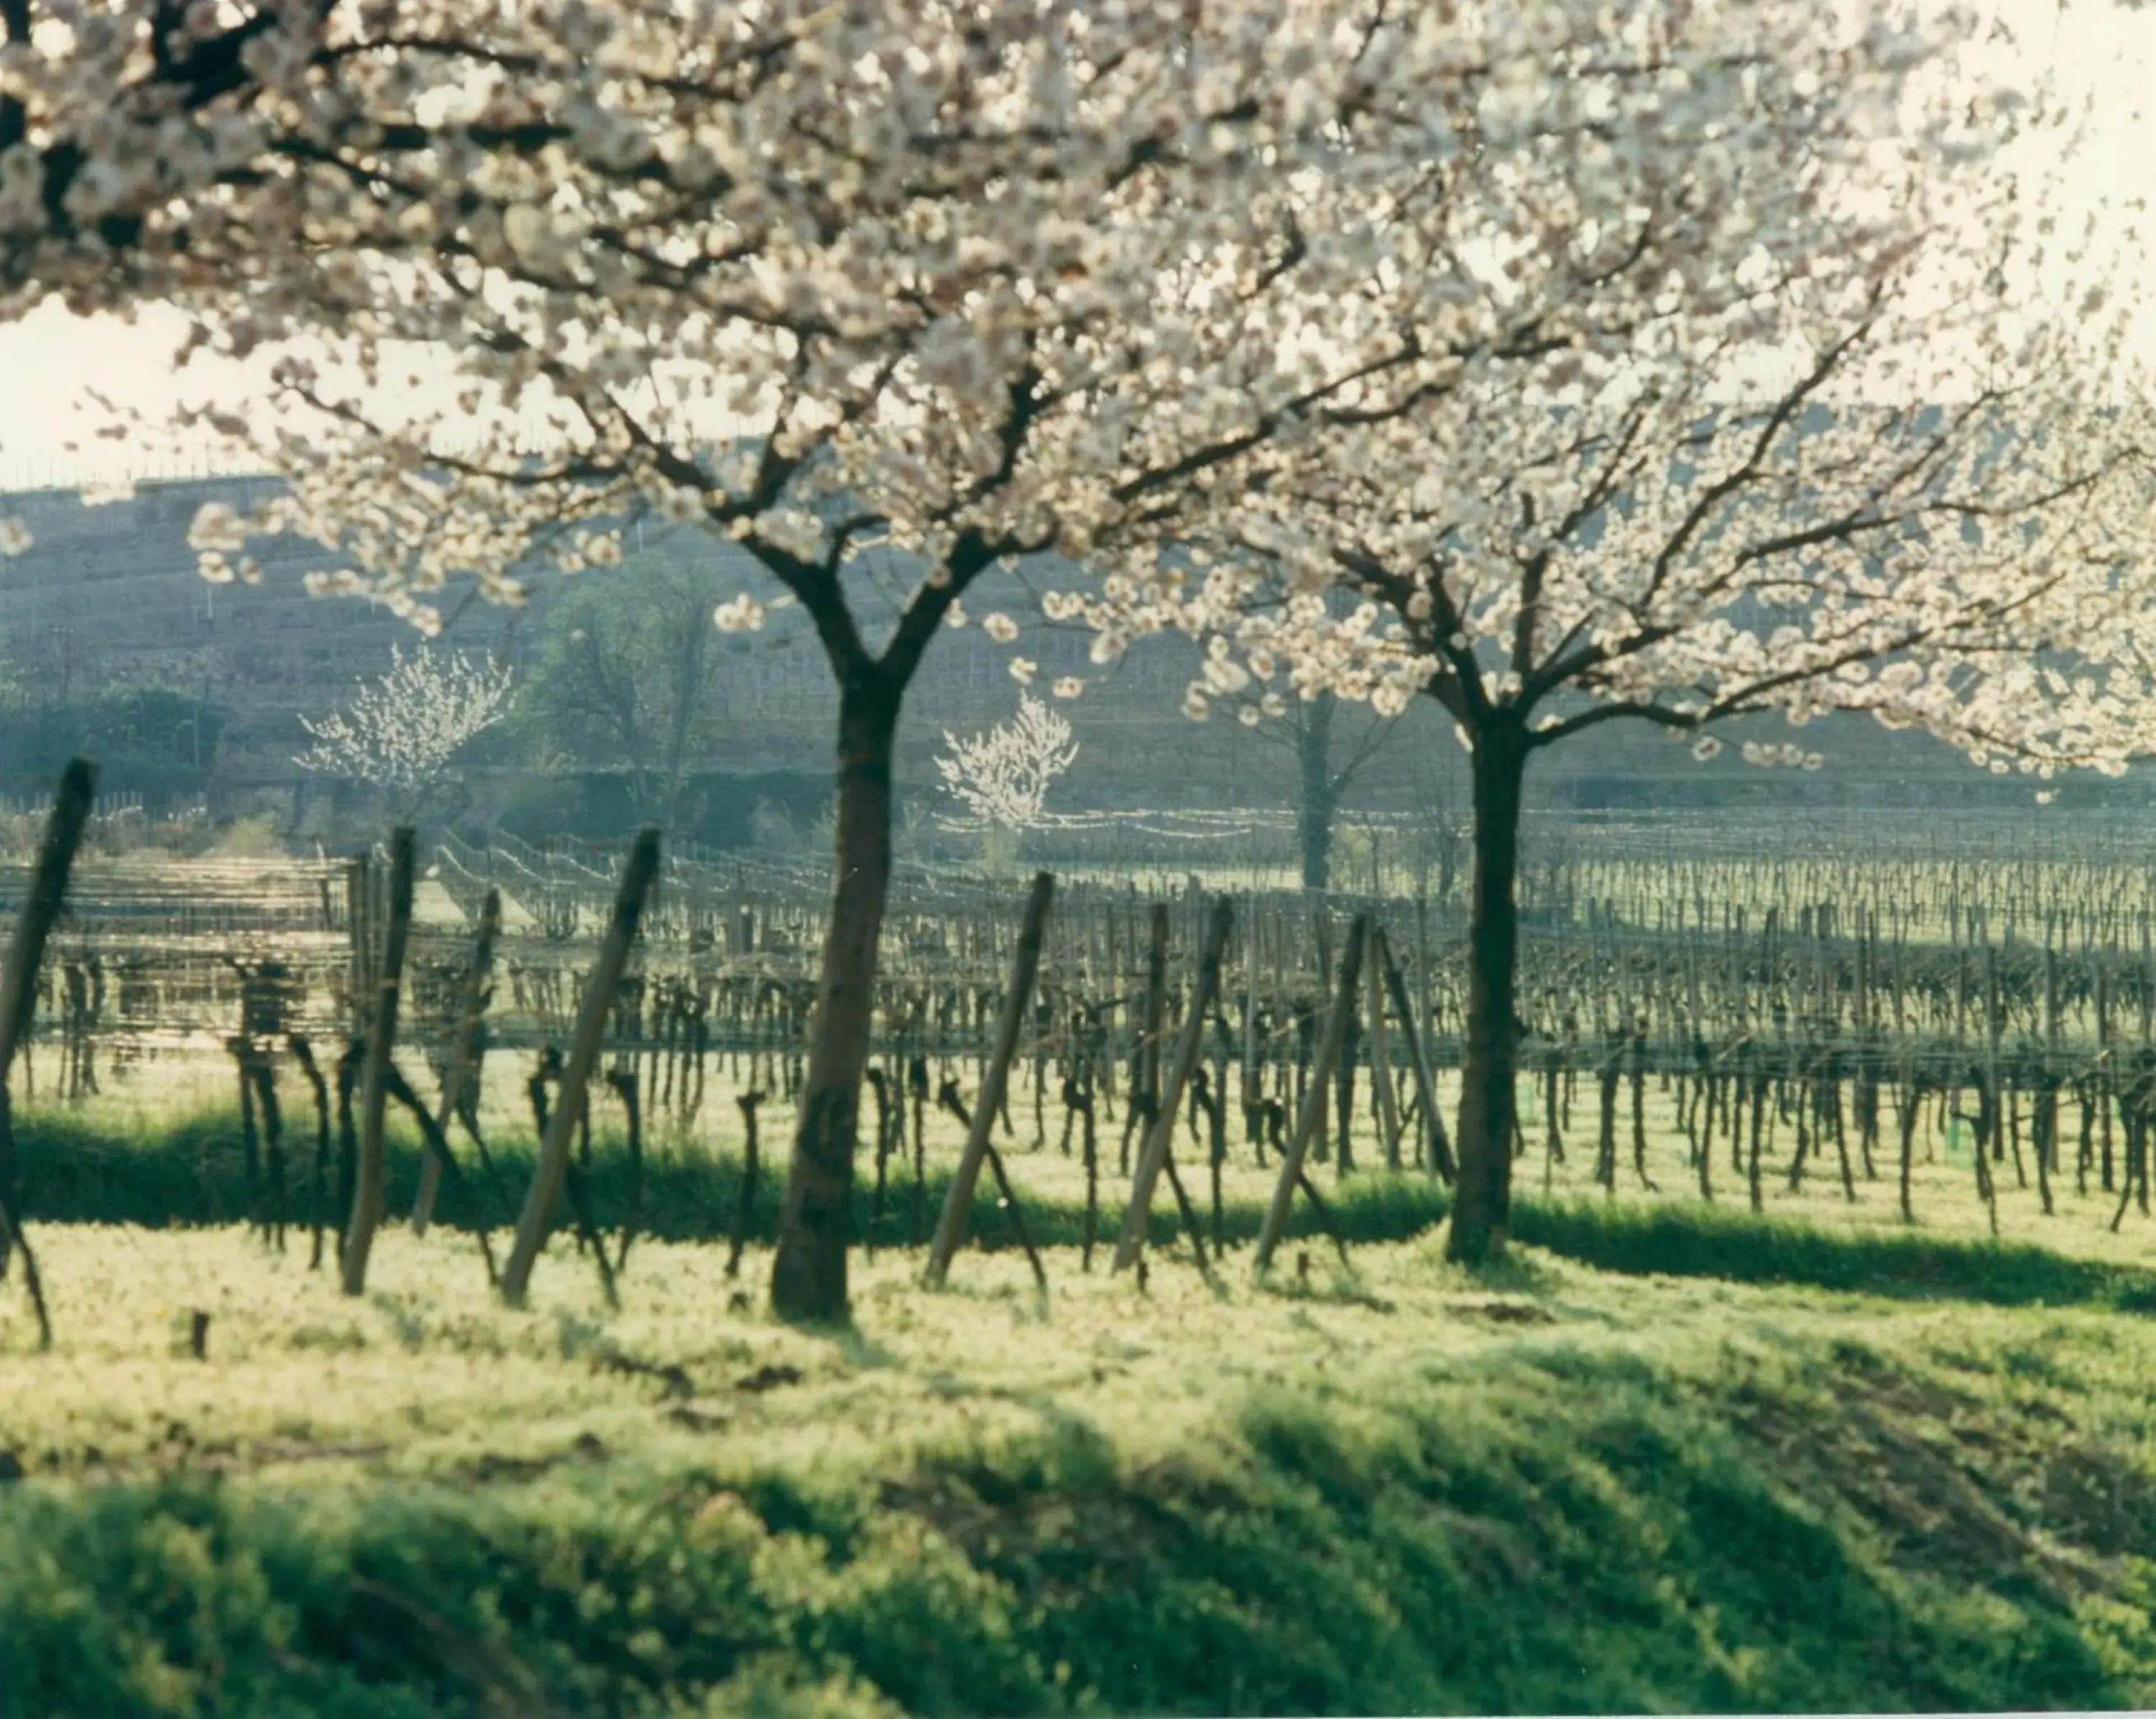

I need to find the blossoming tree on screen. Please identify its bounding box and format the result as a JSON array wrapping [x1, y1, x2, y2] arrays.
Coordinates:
[[935, 694, 1080, 844], [295, 643, 514, 823], [1061, 8, 2156, 1260]]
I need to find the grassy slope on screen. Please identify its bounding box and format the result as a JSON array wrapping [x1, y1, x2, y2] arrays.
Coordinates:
[[6, 1215, 2156, 1715]]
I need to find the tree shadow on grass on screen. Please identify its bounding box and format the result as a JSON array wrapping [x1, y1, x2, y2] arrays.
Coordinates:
[[25, 1109, 2156, 1319], [1510, 1196, 2156, 1313]]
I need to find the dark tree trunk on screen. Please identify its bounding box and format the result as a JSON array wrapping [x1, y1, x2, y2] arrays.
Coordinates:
[[770, 676, 899, 1323], [1297, 697, 1337, 893], [1447, 716, 1527, 1264]]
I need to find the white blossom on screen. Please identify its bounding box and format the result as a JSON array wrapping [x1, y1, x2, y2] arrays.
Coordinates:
[[934, 696, 1078, 832], [752, 509, 824, 562], [293, 645, 512, 809], [714, 594, 764, 634], [187, 502, 247, 553]]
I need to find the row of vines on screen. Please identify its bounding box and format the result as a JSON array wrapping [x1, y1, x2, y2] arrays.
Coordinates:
[[6, 812, 2156, 1262]]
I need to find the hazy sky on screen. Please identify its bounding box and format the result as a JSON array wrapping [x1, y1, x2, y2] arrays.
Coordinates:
[[0, 0, 2150, 491]]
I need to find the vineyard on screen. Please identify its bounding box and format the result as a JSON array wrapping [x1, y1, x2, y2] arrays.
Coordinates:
[[14, 793, 2156, 1713], [14, 800, 2156, 1282]]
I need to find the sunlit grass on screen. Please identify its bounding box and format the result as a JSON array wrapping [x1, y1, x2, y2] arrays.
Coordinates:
[[6, 1225, 2156, 1713], [15, 1026, 2156, 1710]]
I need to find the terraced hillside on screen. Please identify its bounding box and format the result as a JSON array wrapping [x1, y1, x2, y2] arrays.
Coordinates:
[[0, 476, 2118, 831]]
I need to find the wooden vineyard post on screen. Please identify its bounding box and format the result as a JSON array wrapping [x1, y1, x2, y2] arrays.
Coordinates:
[[1978, 938, 2001, 1235], [413, 886, 501, 1236], [1253, 912, 1369, 1276], [1112, 897, 1238, 1275], [1378, 924, 1453, 1179], [727, 1088, 767, 1278], [2039, 934, 2059, 1216], [500, 827, 661, 1307], [1312, 911, 1334, 1161], [341, 828, 416, 1296], [1365, 918, 1404, 1169], [926, 872, 1055, 1289], [380, 1063, 501, 1286], [0, 757, 96, 1347], [1415, 887, 1436, 1064], [1125, 903, 1169, 1175], [344, 853, 370, 1035]]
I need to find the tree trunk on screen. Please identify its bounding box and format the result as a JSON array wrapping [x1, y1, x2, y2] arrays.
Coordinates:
[[660, 614, 707, 833], [770, 677, 898, 1322], [1296, 698, 1337, 893], [1446, 716, 1527, 1265]]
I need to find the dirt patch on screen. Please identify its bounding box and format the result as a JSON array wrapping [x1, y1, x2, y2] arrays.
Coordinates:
[[882, 1451, 1245, 1604], [2036, 1441, 2156, 1559], [1450, 1299, 1557, 1325], [1731, 1352, 2122, 1600]]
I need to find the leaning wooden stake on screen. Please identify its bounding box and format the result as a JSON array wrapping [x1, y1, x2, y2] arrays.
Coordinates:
[[500, 827, 661, 1306], [1254, 911, 1370, 1275], [0, 757, 96, 1347], [982, 1135, 1050, 1292], [413, 886, 501, 1236], [341, 828, 415, 1296], [1240, 892, 1261, 1138], [382, 1063, 499, 1287], [926, 872, 1056, 1287], [1112, 896, 1237, 1276], [288, 1037, 333, 1268], [1378, 926, 1455, 1179], [1364, 920, 1404, 1169]]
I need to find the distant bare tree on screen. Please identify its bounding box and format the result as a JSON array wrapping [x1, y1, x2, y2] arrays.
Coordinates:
[[1248, 691, 1401, 893], [520, 557, 729, 830]]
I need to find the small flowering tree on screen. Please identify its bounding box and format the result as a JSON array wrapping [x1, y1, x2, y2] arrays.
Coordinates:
[[295, 645, 514, 824], [935, 696, 1079, 860]]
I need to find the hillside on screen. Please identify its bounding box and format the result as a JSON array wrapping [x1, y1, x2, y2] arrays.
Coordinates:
[[0, 478, 2111, 836]]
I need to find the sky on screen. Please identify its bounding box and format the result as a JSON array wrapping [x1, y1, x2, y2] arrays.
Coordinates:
[[0, 0, 2152, 491]]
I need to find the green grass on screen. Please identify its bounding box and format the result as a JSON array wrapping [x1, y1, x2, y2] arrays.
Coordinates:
[[14, 1103, 2156, 1713], [3, 1102, 1453, 1255], [6, 1227, 2156, 1715]]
